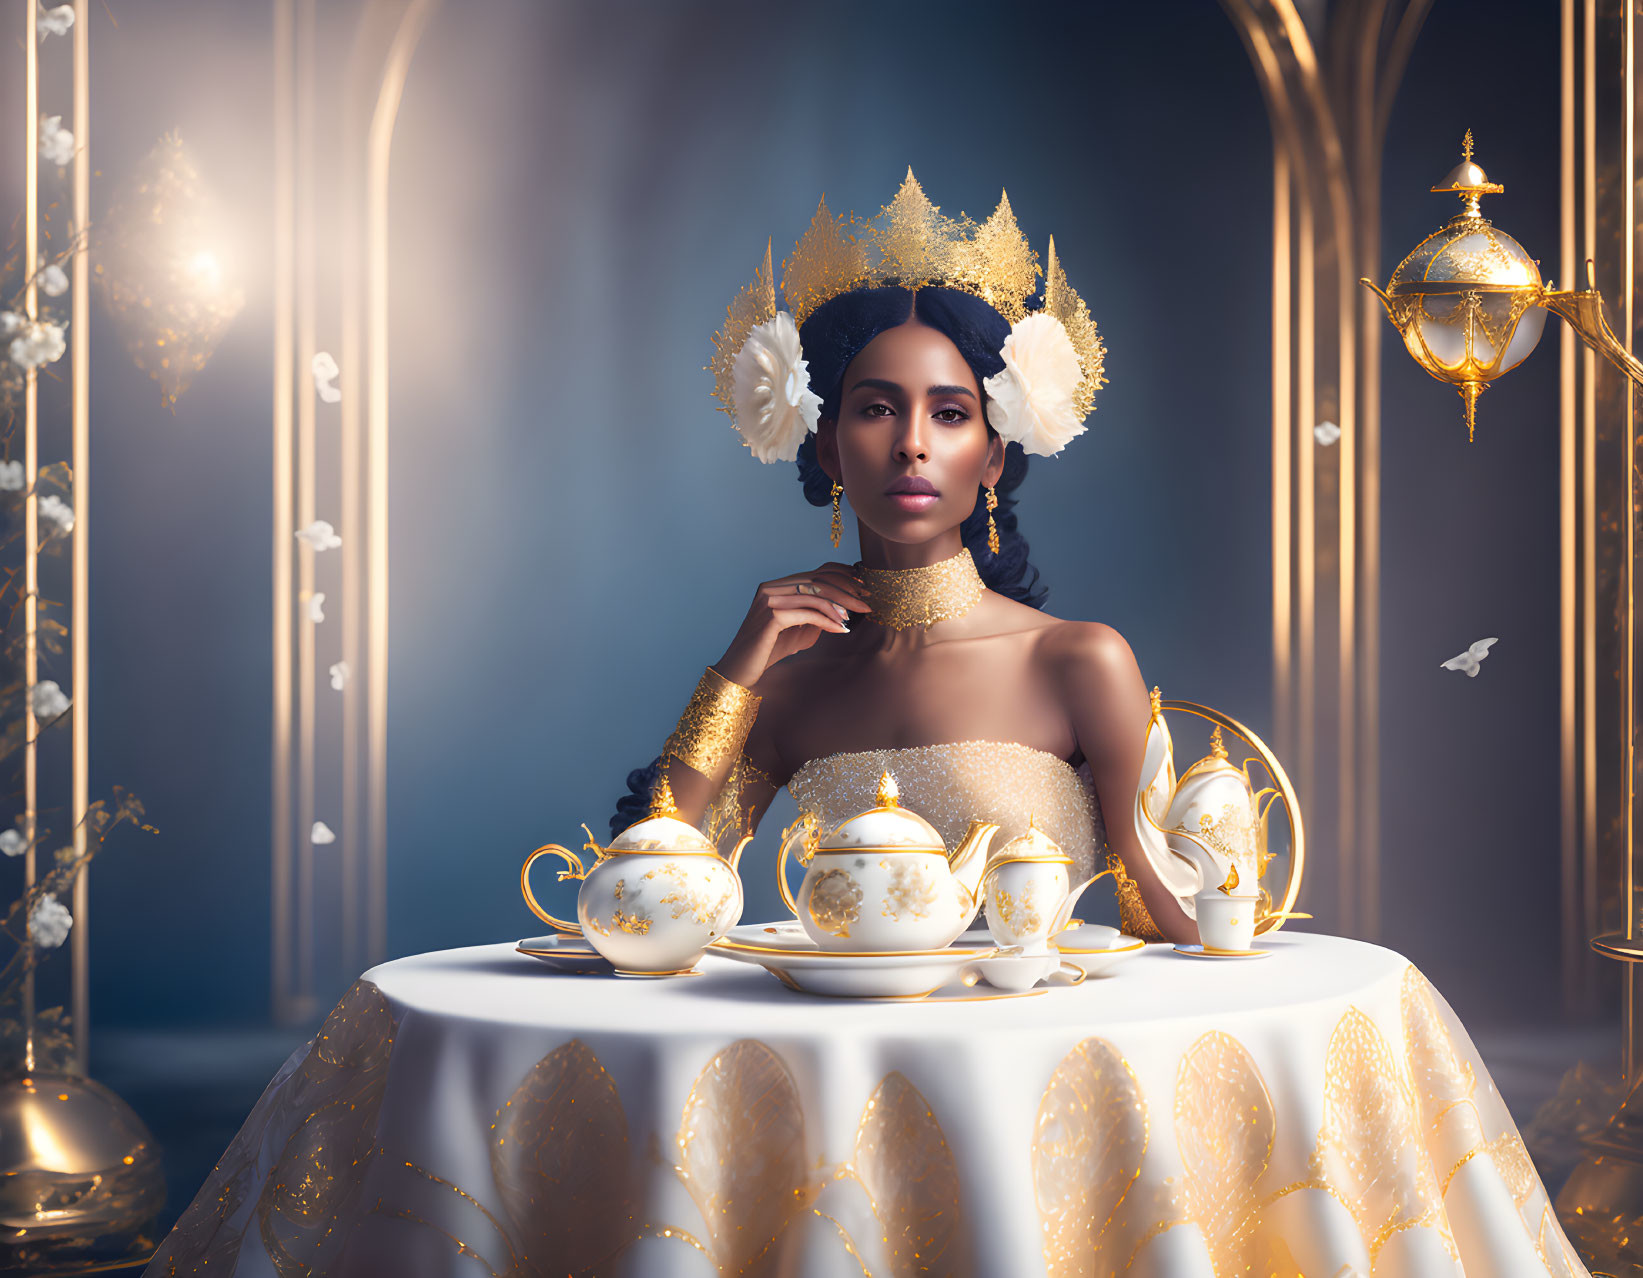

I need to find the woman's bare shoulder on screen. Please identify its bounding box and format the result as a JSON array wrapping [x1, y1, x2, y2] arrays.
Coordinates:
[[1033, 617, 1143, 690]]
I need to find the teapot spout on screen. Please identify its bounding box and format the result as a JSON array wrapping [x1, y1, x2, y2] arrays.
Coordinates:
[[1049, 868, 1114, 939], [1360, 276, 1397, 322], [949, 819, 1000, 910], [1163, 827, 1223, 894]]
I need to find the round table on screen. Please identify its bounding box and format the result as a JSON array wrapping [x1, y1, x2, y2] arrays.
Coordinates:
[[147, 932, 1588, 1277]]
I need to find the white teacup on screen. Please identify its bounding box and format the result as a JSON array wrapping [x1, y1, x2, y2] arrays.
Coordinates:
[[972, 944, 1085, 992], [1194, 891, 1259, 952]]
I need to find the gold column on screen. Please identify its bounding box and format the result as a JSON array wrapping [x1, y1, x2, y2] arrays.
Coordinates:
[[70, 0, 90, 1075], [271, 0, 297, 1022], [21, 0, 40, 1075], [271, 0, 438, 1013], [366, 0, 438, 966], [1560, 0, 1607, 1019], [1549, 6, 1643, 1267], [1222, 0, 1431, 939], [295, 0, 318, 1009]]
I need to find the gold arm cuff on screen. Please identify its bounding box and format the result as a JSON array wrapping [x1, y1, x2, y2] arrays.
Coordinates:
[[1107, 850, 1167, 943], [663, 667, 761, 781]]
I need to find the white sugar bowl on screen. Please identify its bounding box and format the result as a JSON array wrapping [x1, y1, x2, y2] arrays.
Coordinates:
[[981, 820, 1076, 950]]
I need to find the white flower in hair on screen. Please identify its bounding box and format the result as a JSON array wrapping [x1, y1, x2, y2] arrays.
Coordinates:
[[983, 312, 1087, 457], [731, 311, 821, 463]]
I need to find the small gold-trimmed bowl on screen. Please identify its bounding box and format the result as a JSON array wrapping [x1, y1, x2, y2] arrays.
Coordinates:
[[1055, 923, 1147, 978]]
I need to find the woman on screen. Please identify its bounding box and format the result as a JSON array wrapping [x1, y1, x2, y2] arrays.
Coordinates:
[[615, 172, 1196, 945]]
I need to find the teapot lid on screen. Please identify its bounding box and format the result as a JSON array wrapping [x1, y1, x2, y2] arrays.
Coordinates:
[[988, 816, 1073, 866], [606, 772, 719, 854], [1177, 725, 1249, 790], [820, 770, 945, 852]]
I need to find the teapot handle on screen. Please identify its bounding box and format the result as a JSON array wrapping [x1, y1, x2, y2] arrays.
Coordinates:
[[521, 843, 587, 935], [777, 813, 818, 919]]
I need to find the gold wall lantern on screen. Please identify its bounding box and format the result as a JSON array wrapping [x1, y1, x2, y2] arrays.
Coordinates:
[[1370, 119, 1643, 1269], [1364, 131, 1643, 439]]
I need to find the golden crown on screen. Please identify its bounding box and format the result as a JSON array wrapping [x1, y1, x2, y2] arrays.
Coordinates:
[[709, 170, 1107, 425]]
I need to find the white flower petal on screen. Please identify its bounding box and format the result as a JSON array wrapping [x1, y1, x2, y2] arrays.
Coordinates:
[[311, 820, 336, 845], [312, 351, 341, 404], [39, 263, 68, 298], [306, 591, 325, 624], [39, 116, 73, 167], [294, 519, 342, 551], [983, 313, 1086, 457], [38, 4, 75, 38], [38, 494, 74, 535], [731, 312, 820, 463], [9, 321, 67, 371], [31, 679, 69, 721], [0, 829, 26, 858], [28, 893, 71, 948], [0, 461, 24, 492], [0, 313, 23, 337], [328, 660, 351, 691], [1314, 420, 1341, 447]]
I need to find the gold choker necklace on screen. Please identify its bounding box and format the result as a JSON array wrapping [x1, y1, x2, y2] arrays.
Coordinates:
[[860, 548, 986, 631]]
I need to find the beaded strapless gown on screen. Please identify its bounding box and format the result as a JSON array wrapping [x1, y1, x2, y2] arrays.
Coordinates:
[[785, 740, 1108, 882]]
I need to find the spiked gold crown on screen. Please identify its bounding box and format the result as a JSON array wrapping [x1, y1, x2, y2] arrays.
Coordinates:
[[710, 170, 1107, 427]]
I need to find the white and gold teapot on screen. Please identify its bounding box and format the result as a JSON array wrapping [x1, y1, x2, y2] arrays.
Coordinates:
[[778, 770, 999, 951], [1162, 725, 1260, 897], [521, 775, 749, 976]]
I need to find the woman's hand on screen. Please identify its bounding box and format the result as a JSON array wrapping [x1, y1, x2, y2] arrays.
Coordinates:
[[715, 562, 872, 687]]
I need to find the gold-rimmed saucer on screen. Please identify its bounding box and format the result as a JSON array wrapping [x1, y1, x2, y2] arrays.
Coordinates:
[[1173, 942, 1271, 960], [515, 934, 610, 974], [715, 921, 997, 998]]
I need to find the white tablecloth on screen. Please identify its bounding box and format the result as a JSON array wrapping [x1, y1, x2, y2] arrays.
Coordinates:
[[147, 932, 1588, 1277]]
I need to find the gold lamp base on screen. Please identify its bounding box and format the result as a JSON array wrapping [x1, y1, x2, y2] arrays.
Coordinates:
[[1556, 1081, 1643, 1277], [0, 1072, 164, 1272]]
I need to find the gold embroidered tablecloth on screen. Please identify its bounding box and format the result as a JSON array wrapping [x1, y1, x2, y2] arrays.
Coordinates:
[[146, 933, 1587, 1278]]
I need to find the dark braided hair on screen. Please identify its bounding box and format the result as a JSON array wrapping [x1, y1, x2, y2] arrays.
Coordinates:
[[610, 284, 1049, 837]]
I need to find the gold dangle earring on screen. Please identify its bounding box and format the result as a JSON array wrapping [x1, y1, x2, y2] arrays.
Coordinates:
[[985, 485, 1000, 555], [830, 481, 844, 548]]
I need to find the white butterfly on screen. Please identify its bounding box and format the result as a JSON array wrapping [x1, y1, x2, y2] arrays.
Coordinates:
[[311, 821, 336, 845], [329, 660, 351, 691], [306, 591, 325, 624], [1440, 637, 1498, 678]]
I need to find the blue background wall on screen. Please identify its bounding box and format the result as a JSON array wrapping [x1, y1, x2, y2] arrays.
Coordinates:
[[0, 0, 1569, 1034]]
